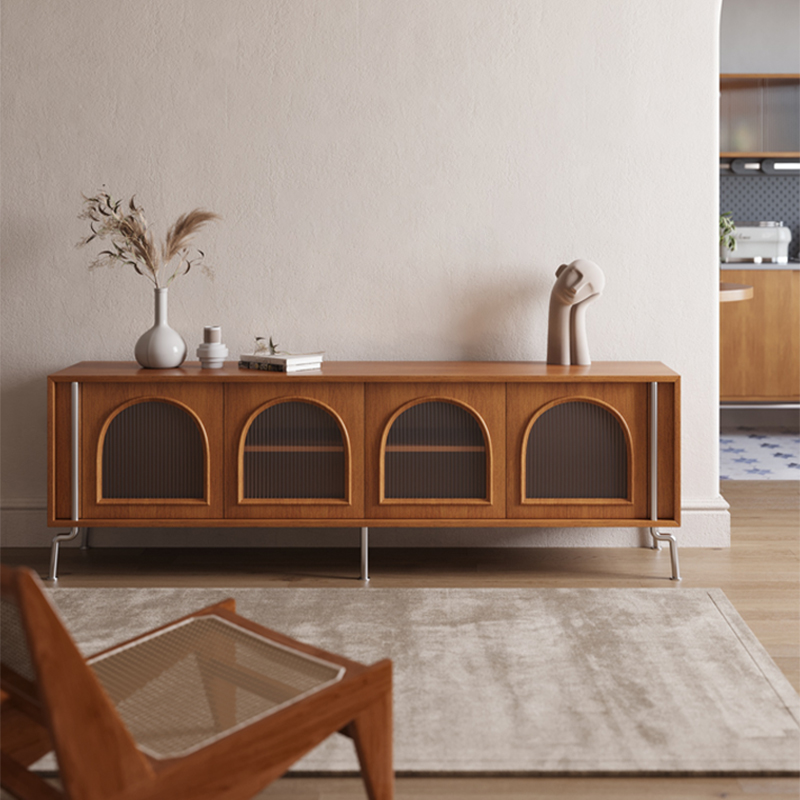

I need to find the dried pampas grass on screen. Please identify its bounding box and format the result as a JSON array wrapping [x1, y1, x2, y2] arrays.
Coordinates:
[[78, 190, 220, 288]]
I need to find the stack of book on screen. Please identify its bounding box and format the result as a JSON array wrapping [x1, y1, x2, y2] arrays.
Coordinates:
[[238, 352, 324, 373]]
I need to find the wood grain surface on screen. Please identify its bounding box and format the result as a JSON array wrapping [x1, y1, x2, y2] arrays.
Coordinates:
[[48, 361, 680, 384], [720, 270, 800, 401]]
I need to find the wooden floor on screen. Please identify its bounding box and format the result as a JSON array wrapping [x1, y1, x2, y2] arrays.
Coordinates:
[[2, 480, 798, 799]]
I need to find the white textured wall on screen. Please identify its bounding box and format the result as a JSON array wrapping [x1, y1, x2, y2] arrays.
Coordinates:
[[0, 0, 727, 547]]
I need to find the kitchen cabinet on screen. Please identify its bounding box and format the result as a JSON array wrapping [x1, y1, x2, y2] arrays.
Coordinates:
[[720, 74, 800, 156], [720, 269, 800, 402]]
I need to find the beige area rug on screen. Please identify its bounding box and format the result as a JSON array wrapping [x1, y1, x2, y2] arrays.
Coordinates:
[[45, 587, 800, 776]]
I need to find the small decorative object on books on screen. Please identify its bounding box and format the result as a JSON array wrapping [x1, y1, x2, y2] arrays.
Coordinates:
[[196, 326, 229, 369], [254, 336, 280, 356], [78, 189, 220, 369], [546, 258, 605, 367]]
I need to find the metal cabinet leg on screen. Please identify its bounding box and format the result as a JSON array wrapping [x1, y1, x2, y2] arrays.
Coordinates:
[[648, 382, 680, 581], [650, 527, 681, 581], [360, 527, 369, 585], [80, 527, 91, 550], [48, 381, 83, 582], [48, 527, 81, 582]]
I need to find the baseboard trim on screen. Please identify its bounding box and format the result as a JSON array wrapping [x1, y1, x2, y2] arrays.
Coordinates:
[[1, 497, 48, 510]]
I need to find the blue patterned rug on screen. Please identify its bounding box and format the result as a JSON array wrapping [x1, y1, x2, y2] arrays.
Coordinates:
[[720, 427, 800, 480]]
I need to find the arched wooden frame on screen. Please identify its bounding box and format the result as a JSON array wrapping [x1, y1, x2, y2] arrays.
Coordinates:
[[521, 396, 634, 506], [96, 398, 211, 505], [379, 397, 493, 505], [237, 397, 352, 505]]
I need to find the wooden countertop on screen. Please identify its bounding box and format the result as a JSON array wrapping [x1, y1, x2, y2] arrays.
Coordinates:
[[720, 282, 754, 302]]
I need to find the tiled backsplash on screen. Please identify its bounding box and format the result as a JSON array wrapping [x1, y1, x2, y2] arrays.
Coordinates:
[[720, 175, 800, 260]]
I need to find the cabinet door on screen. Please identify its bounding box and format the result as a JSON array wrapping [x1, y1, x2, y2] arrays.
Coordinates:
[[225, 383, 364, 519], [81, 383, 223, 520], [507, 383, 648, 522], [720, 269, 800, 402], [365, 383, 505, 520], [720, 76, 800, 155]]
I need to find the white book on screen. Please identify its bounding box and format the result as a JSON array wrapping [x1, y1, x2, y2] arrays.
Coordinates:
[[239, 352, 324, 367], [237, 359, 323, 374], [283, 363, 323, 373]]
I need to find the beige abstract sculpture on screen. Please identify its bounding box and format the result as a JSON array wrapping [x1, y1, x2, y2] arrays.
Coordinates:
[[546, 258, 605, 366]]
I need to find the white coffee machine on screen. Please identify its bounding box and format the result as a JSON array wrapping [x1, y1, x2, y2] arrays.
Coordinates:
[[721, 221, 792, 264]]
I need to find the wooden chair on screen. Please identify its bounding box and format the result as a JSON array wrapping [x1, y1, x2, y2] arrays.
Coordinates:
[[0, 565, 393, 800]]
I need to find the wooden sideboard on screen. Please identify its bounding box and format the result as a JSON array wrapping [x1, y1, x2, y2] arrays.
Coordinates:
[[47, 361, 681, 580]]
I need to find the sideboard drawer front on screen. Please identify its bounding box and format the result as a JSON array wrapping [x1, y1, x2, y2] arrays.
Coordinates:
[[224, 383, 364, 519], [243, 401, 347, 500], [365, 382, 506, 519], [506, 383, 649, 521], [384, 400, 487, 500], [80, 383, 224, 520]]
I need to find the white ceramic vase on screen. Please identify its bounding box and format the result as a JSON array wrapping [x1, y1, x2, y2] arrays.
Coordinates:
[[134, 287, 187, 369]]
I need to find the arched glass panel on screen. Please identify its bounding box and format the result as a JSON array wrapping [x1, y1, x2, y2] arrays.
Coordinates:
[[384, 401, 487, 499], [525, 401, 627, 499], [243, 402, 345, 499], [102, 401, 204, 499]]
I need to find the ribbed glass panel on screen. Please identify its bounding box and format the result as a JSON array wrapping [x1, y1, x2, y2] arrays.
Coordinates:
[[526, 401, 627, 499], [384, 401, 486, 499], [243, 402, 345, 499], [720, 78, 800, 153], [102, 402, 204, 499]]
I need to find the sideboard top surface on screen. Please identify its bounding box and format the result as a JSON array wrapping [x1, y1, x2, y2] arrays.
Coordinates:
[[49, 361, 679, 383]]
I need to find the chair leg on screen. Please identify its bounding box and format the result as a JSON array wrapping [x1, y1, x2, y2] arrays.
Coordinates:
[[347, 690, 394, 800]]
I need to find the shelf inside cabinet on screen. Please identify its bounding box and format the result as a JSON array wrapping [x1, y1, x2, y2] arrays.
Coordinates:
[[244, 445, 344, 452], [720, 151, 800, 158], [384, 445, 486, 453]]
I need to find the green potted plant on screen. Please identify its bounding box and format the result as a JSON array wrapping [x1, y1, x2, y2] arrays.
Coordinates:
[[719, 212, 736, 262]]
